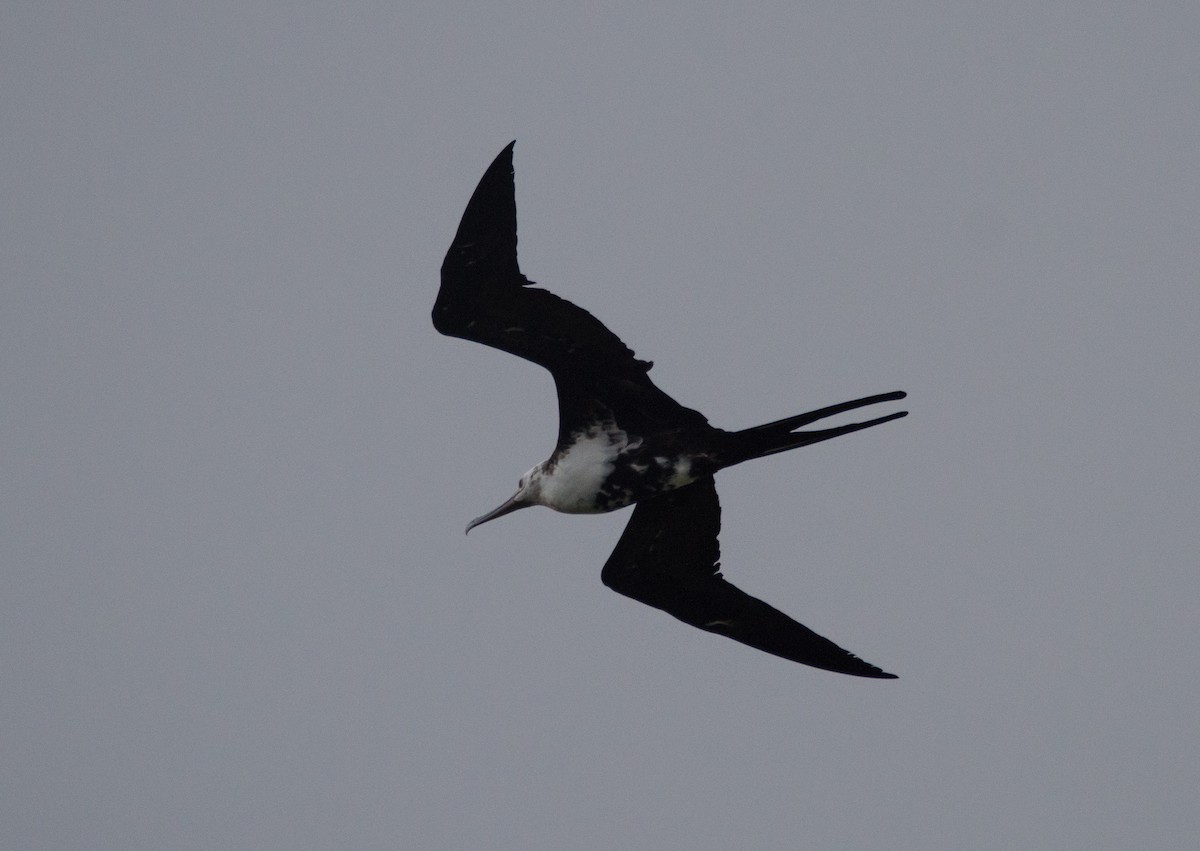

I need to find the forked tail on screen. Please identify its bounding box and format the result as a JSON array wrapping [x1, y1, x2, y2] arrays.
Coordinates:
[[725, 391, 907, 466]]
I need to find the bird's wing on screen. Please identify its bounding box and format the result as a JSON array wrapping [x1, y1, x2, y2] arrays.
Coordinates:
[[434, 142, 709, 442], [601, 477, 897, 678]]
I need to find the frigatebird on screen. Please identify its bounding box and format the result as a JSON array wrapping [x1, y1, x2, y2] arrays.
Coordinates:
[[434, 142, 906, 678]]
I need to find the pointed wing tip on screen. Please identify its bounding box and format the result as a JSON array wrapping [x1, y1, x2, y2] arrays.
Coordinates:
[[813, 658, 896, 679], [786, 653, 898, 679], [825, 650, 898, 679]]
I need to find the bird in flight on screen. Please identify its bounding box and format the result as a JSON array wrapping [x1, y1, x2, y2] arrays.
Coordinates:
[[434, 142, 906, 678]]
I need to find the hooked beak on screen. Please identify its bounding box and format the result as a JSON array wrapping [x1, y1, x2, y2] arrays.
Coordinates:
[[465, 492, 532, 534]]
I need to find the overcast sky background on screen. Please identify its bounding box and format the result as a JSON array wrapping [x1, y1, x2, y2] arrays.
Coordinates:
[[4, 3, 1198, 849]]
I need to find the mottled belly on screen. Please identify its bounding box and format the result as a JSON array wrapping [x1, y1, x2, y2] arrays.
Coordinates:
[[538, 423, 712, 514], [592, 453, 703, 511]]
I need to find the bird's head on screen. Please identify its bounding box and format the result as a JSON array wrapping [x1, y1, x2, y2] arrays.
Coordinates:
[[465, 464, 545, 534]]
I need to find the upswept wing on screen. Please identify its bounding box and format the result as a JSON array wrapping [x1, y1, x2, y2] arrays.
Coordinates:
[[601, 476, 897, 678], [433, 142, 709, 443]]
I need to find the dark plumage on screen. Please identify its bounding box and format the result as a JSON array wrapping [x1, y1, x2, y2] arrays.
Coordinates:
[[434, 142, 906, 677]]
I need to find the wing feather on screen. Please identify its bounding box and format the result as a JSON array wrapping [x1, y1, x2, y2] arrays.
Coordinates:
[[601, 477, 897, 678], [434, 142, 709, 442]]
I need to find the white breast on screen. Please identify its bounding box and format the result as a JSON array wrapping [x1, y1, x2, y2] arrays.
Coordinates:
[[539, 426, 628, 513]]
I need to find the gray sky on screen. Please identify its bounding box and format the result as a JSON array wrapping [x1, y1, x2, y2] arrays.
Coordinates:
[[4, 3, 1198, 849]]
